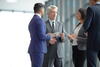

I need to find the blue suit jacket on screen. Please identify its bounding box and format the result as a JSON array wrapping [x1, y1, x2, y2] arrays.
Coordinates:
[[28, 15, 51, 54], [83, 4, 100, 51]]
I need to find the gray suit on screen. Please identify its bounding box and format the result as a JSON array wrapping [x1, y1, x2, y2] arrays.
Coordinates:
[[43, 20, 65, 67]]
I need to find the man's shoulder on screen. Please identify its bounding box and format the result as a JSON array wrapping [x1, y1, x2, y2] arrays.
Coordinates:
[[56, 21, 63, 25], [45, 20, 62, 25], [88, 5, 99, 10], [33, 17, 44, 25], [87, 6, 94, 10], [87, 5, 100, 14], [56, 21, 60, 23]]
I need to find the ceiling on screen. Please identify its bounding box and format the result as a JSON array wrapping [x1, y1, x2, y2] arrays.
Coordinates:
[[0, 0, 48, 12]]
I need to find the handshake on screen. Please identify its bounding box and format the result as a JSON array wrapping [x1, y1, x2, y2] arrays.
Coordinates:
[[48, 33, 64, 45]]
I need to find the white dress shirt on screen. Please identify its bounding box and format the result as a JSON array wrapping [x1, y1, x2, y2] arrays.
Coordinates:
[[96, 2, 100, 4], [49, 19, 56, 27], [72, 24, 83, 46]]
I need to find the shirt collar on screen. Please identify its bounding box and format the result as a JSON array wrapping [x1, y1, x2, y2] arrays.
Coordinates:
[[34, 13, 41, 18], [49, 19, 56, 26], [96, 2, 100, 4], [49, 19, 55, 23]]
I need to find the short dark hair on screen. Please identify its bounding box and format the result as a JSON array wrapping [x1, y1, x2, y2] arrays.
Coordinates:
[[34, 3, 44, 13], [78, 8, 86, 20]]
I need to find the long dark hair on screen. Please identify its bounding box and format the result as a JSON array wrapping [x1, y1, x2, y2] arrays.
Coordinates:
[[78, 8, 86, 20]]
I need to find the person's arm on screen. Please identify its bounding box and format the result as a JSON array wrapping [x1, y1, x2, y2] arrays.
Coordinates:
[[58, 23, 68, 42], [53, 22, 68, 43], [83, 7, 94, 32], [36, 19, 51, 41]]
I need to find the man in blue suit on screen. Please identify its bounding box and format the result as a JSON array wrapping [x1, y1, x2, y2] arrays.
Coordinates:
[[28, 3, 57, 67], [83, 0, 100, 67]]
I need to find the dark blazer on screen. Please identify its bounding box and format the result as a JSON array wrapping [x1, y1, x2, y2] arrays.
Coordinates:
[[28, 15, 51, 54], [71, 23, 87, 50], [83, 4, 100, 51], [77, 25, 87, 50]]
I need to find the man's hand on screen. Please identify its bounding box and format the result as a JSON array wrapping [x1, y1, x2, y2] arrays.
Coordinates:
[[49, 38, 57, 45], [60, 33, 64, 40]]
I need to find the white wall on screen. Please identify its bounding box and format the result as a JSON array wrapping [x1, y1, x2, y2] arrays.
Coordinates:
[[0, 11, 33, 67], [0, 0, 48, 12]]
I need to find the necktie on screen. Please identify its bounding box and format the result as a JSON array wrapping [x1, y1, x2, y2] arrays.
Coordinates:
[[52, 22, 55, 32]]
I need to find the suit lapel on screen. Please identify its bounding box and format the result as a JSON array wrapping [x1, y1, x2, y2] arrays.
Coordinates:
[[46, 20, 60, 33], [46, 20, 53, 33], [55, 21, 59, 32]]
